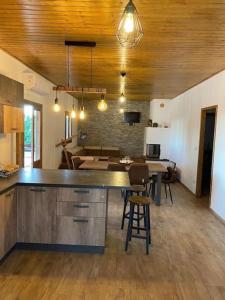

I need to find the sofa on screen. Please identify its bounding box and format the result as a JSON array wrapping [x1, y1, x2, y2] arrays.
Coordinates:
[[58, 146, 121, 169]]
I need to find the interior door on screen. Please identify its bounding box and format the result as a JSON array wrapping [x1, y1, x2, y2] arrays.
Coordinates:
[[32, 104, 42, 168]]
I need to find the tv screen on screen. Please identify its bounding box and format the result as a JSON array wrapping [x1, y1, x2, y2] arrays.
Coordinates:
[[124, 112, 141, 125]]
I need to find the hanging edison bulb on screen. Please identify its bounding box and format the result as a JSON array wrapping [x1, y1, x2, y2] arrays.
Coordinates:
[[71, 105, 76, 118], [71, 97, 76, 118], [119, 93, 125, 103], [79, 106, 85, 120], [53, 89, 60, 112], [116, 0, 143, 48], [97, 94, 108, 112]]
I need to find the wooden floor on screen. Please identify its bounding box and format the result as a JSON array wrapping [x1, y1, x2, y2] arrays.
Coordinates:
[[1, 183, 225, 300]]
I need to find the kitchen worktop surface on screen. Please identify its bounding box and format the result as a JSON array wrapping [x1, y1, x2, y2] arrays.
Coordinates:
[[0, 168, 130, 195]]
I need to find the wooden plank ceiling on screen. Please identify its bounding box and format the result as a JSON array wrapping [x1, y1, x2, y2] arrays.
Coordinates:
[[1, 0, 225, 101]]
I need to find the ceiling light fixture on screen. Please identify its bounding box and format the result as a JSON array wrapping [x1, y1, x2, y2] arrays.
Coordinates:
[[98, 94, 108, 112], [53, 41, 106, 95], [117, 0, 143, 48], [53, 87, 60, 112]]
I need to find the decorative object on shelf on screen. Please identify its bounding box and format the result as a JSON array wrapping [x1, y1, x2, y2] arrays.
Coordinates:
[[153, 122, 158, 127], [147, 119, 153, 127], [71, 96, 76, 118], [97, 93, 108, 112], [117, 0, 143, 48], [53, 87, 60, 112], [119, 92, 125, 103]]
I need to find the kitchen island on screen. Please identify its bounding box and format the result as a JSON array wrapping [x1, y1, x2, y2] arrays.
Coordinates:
[[0, 168, 130, 260]]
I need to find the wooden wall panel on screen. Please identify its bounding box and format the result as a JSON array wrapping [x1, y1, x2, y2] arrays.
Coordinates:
[[1, 1, 225, 100]]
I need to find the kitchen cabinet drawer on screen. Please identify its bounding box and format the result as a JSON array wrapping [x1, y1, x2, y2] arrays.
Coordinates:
[[57, 201, 106, 218], [56, 216, 105, 246], [57, 188, 106, 203]]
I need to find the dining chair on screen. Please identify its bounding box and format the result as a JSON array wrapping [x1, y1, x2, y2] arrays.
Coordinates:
[[162, 166, 174, 204]]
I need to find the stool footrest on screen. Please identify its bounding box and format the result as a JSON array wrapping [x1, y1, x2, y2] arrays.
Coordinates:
[[131, 234, 149, 240], [131, 226, 149, 231]]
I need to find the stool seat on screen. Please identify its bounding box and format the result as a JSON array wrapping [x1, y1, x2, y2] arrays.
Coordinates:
[[130, 185, 146, 192], [129, 195, 152, 205]]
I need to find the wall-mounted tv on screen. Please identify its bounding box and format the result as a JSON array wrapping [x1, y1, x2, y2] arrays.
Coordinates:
[[124, 112, 141, 126]]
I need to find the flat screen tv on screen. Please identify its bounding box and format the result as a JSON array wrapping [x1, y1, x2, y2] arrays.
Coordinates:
[[124, 112, 141, 125]]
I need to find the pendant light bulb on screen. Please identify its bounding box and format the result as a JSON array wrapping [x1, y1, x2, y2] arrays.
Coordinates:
[[119, 93, 125, 103], [79, 106, 85, 120], [98, 94, 108, 112], [119, 108, 124, 114], [117, 0, 143, 48], [53, 89, 60, 112], [71, 99, 76, 118], [71, 106, 76, 119], [124, 12, 134, 33]]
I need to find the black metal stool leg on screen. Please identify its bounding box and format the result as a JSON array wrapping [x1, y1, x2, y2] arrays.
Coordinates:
[[145, 204, 150, 255], [164, 183, 167, 199], [137, 205, 140, 234], [148, 205, 151, 244], [168, 183, 173, 204], [143, 205, 146, 228], [125, 203, 134, 251], [121, 190, 129, 230]]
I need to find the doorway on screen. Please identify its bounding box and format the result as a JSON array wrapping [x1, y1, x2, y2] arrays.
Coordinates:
[[24, 102, 42, 168], [196, 106, 217, 200]]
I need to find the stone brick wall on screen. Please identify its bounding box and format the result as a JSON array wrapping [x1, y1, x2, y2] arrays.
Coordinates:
[[77, 100, 149, 156]]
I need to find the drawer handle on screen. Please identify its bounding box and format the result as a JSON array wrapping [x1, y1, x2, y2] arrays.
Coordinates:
[[73, 219, 89, 223], [11, 127, 18, 131], [73, 204, 89, 208], [30, 188, 46, 192], [74, 190, 90, 194]]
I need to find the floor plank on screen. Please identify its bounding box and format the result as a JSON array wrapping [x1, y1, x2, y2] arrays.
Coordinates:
[[0, 183, 225, 300]]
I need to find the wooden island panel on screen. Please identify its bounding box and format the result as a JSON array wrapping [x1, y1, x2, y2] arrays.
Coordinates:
[[17, 186, 57, 244]]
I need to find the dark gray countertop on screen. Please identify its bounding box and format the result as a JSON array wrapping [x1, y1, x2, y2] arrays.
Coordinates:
[[0, 168, 131, 195]]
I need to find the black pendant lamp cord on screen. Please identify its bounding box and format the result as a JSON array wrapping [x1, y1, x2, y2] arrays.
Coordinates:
[[67, 45, 70, 87], [90, 48, 93, 88]]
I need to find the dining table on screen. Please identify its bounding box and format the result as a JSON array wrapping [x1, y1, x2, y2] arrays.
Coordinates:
[[78, 160, 167, 205], [78, 160, 110, 170]]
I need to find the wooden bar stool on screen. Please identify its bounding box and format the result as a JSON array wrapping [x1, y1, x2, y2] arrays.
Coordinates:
[[121, 185, 146, 230], [125, 195, 152, 255]]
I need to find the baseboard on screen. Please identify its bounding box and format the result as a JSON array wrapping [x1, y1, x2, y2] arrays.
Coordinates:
[[0, 245, 16, 264], [15, 243, 104, 254], [177, 180, 196, 196], [209, 209, 225, 226]]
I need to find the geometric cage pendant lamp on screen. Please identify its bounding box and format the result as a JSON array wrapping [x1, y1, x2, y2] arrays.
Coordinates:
[[116, 0, 143, 48]]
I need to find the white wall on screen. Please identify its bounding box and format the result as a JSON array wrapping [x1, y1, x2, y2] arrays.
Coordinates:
[[0, 49, 78, 169], [150, 71, 225, 220], [144, 127, 171, 159], [149, 99, 171, 127]]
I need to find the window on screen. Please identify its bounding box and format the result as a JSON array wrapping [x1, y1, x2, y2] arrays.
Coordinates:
[[65, 111, 72, 140]]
